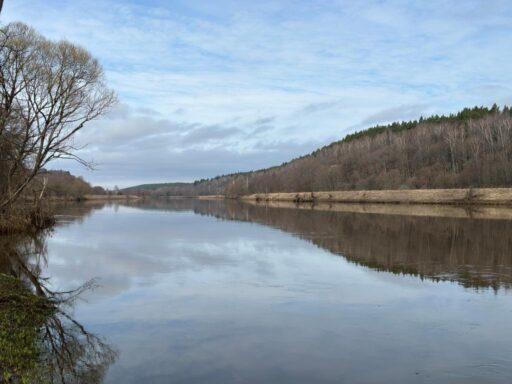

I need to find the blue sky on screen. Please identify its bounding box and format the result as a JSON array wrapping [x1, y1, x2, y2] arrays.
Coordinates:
[[2, 0, 512, 187]]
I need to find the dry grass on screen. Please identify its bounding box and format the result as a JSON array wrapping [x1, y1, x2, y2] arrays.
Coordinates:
[[82, 194, 140, 201], [242, 200, 512, 220], [42, 194, 140, 202], [241, 188, 512, 206], [0, 204, 55, 235], [197, 195, 226, 200]]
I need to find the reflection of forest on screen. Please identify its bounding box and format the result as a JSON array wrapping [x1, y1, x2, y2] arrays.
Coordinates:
[[137, 198, 512, 290], [51, 200, 110, 225], [1, 198, 510, 379], [0, 229, 116, 382]]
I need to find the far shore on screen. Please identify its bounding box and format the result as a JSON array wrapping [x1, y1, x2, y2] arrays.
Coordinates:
[[45, 194, 141, 202], [238, 188, 512, 206], [196, 195, 225, 200]]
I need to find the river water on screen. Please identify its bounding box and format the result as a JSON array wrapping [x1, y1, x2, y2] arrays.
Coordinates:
[[30, 199, 512, 382]]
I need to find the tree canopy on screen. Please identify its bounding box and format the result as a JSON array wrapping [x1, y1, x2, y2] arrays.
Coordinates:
[[0, 22, 116, 212]]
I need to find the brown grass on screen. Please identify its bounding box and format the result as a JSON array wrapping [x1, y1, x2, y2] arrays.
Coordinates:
[[0, 204, 55, 235], [197, 195, 226, 200], [42, 194, 140, 202], [241, 188, 512, 205], [82, 194, 140, 201], [242, 200, 512, 221]]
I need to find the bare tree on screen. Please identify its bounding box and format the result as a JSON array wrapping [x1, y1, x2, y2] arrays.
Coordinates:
[[0, 22, 116, 211]]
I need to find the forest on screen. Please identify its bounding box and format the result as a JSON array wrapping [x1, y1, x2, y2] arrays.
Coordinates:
[[37, 170, 106, 199], [125, 105, 512, 197]]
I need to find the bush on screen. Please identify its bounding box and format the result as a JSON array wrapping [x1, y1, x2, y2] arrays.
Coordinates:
[[0, 204, 55, 235]]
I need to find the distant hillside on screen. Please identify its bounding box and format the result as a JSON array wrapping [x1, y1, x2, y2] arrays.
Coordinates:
[[121, 182, 191, 195], [126, 105, 512, 197]]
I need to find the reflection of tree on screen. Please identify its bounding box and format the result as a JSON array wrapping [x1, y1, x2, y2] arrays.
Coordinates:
[[0, 232, 116, 383], [0, 274, 54, 382], [138, 198, 512, 291], [51, 201, 108, 228]]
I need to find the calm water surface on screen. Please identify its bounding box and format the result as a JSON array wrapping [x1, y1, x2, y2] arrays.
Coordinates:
[[41, 200, 512, 383]]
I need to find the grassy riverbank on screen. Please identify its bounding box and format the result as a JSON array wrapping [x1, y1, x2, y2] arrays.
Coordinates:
[[0, 205, 55, 235], [240, 188, 512, 205], [82, 194, 141, 201]]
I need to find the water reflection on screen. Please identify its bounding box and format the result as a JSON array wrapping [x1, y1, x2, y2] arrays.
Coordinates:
[[0, 230, 116, 383], [4, 199, 512, 383], [35, 199, 512, 383], [130, 198, 512, 291]]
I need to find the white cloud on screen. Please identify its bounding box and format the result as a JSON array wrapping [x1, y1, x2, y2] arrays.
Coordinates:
[[2, 0, 512, 186]]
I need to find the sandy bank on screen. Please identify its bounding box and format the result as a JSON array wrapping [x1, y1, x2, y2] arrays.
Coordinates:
[[241, 200, 512, 220], [82, 194, 141, 201], [240, 188, 512, 206]]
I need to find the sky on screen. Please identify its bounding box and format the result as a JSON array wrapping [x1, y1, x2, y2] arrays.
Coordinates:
[[2, 0, 512, 188]]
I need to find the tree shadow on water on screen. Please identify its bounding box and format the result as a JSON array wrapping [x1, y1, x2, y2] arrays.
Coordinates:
[[0, 231, 117, 383]]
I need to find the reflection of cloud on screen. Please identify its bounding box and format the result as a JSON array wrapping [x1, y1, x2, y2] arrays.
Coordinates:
[[48, 201, 512, 384], [44, 205, 295, 299]]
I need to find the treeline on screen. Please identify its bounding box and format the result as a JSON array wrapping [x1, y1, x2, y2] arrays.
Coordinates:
[[36, 170, 106, 199], [2, 168, 112, 201], [130, 105, 512, 196]]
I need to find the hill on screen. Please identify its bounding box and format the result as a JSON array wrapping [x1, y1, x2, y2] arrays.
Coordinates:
[[121, 182, 192, 195], [126, 105, 512, 197]]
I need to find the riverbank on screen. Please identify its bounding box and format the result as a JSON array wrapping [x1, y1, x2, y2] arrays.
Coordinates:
[[0, 194, 140, 234], [45, 194, 141, 202], [82, 194, 141, 201], [197, 195, 225, 200], [242, 200, 512, 220], [0, 204, 55, 235], [240, 188, 512, 205]]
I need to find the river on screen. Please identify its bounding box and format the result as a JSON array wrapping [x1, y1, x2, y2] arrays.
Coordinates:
[[3, 199, 512, 383]]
